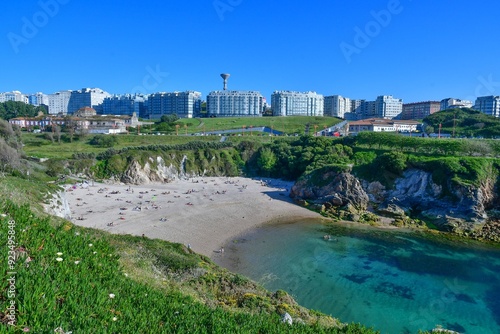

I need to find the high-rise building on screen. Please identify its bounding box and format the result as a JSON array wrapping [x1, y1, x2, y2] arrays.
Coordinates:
[[28, 92, 49, 106], [324, 95, 351, 118], [102, 94, 148, 117], [67, 88, 111, 114], [0, 91, 28, 103], [474, 96, 500, 117], [440, 98, 473, 111], [361, 100, 377, 119], [207, 91, 263, 117], [375, 95, 403, 119], [147, 91, 202, 119], [48, 91, 72, 115], [351, 99, 363, 113], [401, 101, 440, 120], [271, 91, 324, 117]]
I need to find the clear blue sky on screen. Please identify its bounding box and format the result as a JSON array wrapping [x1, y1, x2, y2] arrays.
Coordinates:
[[1, 0, 500, 103]]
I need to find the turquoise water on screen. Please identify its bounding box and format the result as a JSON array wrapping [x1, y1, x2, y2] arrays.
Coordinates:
[[213, 219, 500, 334]]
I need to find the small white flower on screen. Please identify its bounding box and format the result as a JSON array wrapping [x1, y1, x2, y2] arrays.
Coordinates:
[[93, 251, 97, 254], [75, 232, 80, 236], [74, 261, 80, 265], [124, 273, 128, 277], [56, 257, 63, 262], [112, 317, 117, 321], [88, 243, 93, 247], [109, 293, 115, 299], [57, 252, 63, 256]]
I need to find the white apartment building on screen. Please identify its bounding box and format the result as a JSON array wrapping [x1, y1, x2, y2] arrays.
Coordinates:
[[48, 91, 72, 115], [28, 92, 49, 106], [271, 91, 324, 117], [68, 88, 111, 114], [207, 91, 263, 117], [324, 95, 351, 118], [440, 98, 473, 111], [148, 91, 202, 119], [474, 96, 500, 117], [375, 95, 403, 119], [0, 91, 28, 103]]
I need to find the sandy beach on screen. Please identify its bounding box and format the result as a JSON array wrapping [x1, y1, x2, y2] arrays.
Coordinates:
[[64, 177, 322, 258]]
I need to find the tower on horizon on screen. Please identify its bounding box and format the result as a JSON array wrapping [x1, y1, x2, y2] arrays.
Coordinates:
[[220, 73, 230, 90]]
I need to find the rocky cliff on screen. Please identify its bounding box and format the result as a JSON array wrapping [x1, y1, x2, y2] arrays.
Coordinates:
[[121, 156, 194, 184], [290, 166, 500, 240]]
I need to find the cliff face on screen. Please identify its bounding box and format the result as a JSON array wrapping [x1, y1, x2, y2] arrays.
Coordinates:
[[290, 167, 500, 234], [121, 156, 193, 184]]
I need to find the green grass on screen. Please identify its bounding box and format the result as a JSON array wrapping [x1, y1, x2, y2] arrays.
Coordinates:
[[176, 116, 343, 135], [21, 133, 221, 159], [0, 178, 379, 333]]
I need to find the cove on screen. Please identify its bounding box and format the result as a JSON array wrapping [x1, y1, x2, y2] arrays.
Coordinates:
[[213, 219, 500, 334]]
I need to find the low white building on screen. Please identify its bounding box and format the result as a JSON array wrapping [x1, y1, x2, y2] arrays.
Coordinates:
[[348, 118, 421, 134]]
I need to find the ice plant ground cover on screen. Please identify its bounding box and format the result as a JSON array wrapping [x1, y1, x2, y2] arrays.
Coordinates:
[[0, 198, 378, 333]]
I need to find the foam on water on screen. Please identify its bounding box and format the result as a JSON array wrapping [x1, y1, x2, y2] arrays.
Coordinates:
[[214, 219, 500, 334]]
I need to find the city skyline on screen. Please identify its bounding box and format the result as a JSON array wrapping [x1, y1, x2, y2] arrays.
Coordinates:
[[1, 0, 500, 103]]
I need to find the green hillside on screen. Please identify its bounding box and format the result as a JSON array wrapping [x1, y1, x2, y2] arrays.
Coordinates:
[[424, 108, 500, 138]]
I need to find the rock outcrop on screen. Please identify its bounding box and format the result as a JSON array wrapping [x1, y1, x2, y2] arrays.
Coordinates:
[[44, 191, 72, 220], [121, 156, 196, 184], [291, 167, 500, 238], [290, 167, 369, 213]]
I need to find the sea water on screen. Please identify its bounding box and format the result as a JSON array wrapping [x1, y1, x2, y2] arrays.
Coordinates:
[[213, 219, 500, 334]]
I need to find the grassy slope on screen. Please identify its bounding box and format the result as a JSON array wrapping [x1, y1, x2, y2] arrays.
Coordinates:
[[177, 116, 343, 135], [0, 177, 377, 333], [22, 133, 221, 159]]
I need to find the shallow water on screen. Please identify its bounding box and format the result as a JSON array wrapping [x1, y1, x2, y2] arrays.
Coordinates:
[[213, 219, 500, 334]]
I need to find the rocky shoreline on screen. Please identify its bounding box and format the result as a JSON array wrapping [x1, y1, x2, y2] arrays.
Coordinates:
[[290, 166, 500, 244]]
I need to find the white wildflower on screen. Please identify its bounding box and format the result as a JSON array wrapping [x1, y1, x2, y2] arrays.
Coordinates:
[[56, 257, 63, 262], [57, 252, 63, 256], [112, 317, 117, 321], [74, 261, 80, 265], [109, 293, 115, 299], [88, 243, 93, 247]]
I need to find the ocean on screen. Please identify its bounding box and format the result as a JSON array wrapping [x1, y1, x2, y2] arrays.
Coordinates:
[[213, 218, 500, 334]]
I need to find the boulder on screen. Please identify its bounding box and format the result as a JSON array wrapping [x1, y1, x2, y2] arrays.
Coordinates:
[[290, 169, 369, 212], [281, 312, 293, 325]]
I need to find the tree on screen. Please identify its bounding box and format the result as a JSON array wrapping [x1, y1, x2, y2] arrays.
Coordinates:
[[160, 114, 179, 124], [257, 147, 277, 175], [375, 151, 407, 176], [54, 125, 62, 143]]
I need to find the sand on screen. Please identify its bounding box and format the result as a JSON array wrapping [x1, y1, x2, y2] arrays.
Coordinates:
[[65, 177, 322, 258]]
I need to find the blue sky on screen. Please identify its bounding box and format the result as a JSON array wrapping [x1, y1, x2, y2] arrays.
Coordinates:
[[1, 0, 500, 103]]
